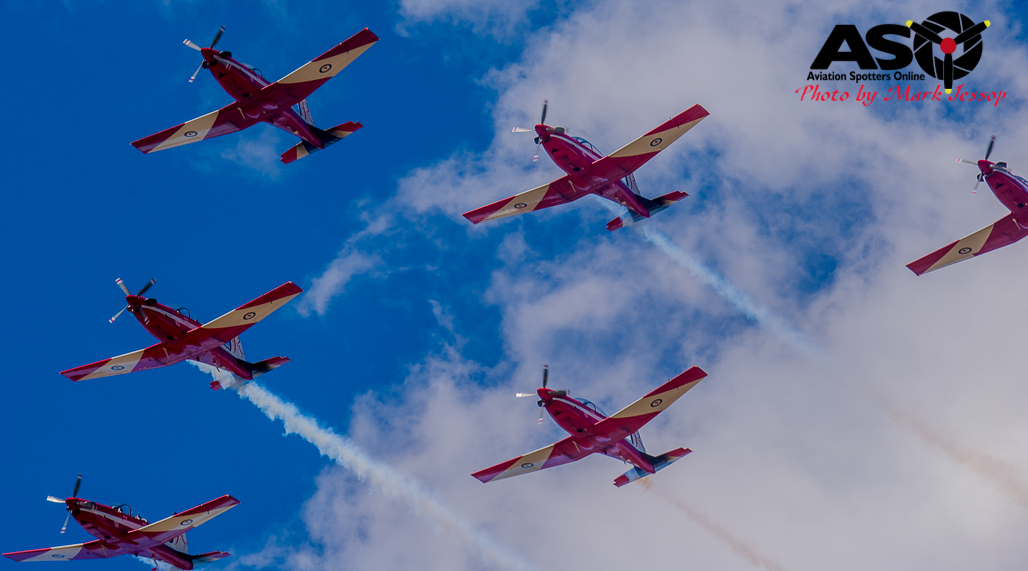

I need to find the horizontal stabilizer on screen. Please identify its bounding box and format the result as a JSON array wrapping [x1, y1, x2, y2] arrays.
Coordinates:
[[614, 447, 691, 487], [188, 551, 232, 564], [607, 191, 688, 231], [210, 356, 290, 390], [280, 121, 363, 163]]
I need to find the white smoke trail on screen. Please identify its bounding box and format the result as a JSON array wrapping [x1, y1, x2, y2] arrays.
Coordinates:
[[597, 197, 814, 353], [875, 396, 1028, 514], [191, 363, 537, 571], [642, 483, 790, 571]]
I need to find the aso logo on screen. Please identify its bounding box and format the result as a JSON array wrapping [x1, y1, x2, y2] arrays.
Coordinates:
[[811, 11, 990, 93]]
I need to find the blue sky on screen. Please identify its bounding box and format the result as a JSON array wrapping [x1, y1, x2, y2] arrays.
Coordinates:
[[5, 1, 1028, 570]]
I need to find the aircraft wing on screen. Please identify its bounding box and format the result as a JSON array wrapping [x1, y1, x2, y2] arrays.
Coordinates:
[[471, 435, 592, 483], [3, 540, 114, 562], [60, 342, 177, 382], [122, 495, 239, 547], [591, 366, 707, 443], [259, 28, 379, 110], [131, 101, 260, 154], [177, 282, 303, 352], [463, 176, 576, 224], [907, 213, 1028, 275], [589, 104, 709, 180]]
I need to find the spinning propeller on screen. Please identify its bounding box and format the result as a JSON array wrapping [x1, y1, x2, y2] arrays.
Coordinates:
[[511, 100, 549, 161], [907, 19, 990, 94], [183, 25, 226, 83], [515, 366, 567, 424], [956, 135, 996, 194], [109, 278, 156, 323], [46, 474, 82, 534]]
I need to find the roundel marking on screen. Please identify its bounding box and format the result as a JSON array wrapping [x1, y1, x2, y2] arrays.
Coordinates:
[[650, 138, 663, 147], [184, 131, 198, 138], [51, 554, 66, 559], [520, 462, 534, 469], [514, 203, 528, 209], [319, 64, 333, 73], [958, 247, 973, 255], [180, 519, 193, 526], [110, 365, 125, 371], [650, 398, 663, 408], [243, 311, 257, 320]]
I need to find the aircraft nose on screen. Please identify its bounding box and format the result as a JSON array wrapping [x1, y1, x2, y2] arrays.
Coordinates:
[[978, 159, 994, 174], [200, 47, 218, 62]]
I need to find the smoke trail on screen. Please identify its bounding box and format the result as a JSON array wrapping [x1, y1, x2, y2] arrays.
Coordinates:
[[645, 486, 790, 571], [192, 364, 536, 571], [876, 397, 1028, 513], [596, 198, 814, 354]]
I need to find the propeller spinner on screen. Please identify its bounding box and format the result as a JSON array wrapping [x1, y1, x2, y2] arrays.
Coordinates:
[[110, 278, 156, 323], [184, 26, 226, 83], [46, 474, 82, 534], [515, 366, 567, 424], [956, 135, 996, 194], [511, 101, 550, 161]]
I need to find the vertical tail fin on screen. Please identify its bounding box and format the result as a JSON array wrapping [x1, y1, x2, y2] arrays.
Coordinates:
[[166, 533, 188, 554]]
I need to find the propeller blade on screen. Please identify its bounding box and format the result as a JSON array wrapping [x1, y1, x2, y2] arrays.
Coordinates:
[[538, 407, 545, 424], [542, 365, 548, 389], [188, 61, 204, 83], [907, 21, 944, 45], [210, 25, 225, 49], [540, 100, 548, 125], [136, 278, 156, 297], [511, 127, 534, 133], [515, 392, 536, 398], [71, 474, 82, 498], [957, 158, 978, 165], [60, 512, 71, 534], [115, 278, 130, 295], [46, 496, 65, 504], [953, 21, 990, 45], [532, 143, 541, 162], [183, 39, 203, 51], [109, 306, 128, 324], [985, 136, 995, 161]]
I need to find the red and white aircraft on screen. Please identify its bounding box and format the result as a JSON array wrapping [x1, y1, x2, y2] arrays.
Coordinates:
[[60, 279, 302, 390], [3, 475, 239, 570], [472, 366, 707, 487], [132, 27, 377, 164], [463, 102, 709, 231], [908, 138, 1028, 275]]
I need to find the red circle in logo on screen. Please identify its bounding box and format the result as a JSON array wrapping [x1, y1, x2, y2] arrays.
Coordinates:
[[940, 37, 957, 54]]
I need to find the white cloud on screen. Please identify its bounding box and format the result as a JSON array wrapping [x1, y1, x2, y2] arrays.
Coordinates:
[[219, 129, 285, 180], [259, 0, 1028, 569]]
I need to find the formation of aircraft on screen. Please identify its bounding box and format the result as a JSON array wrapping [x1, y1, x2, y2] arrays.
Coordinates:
[[463, 102, 709, 231], [60, 279, 302, 390], [472, 366, 707, 487], [908, 138, 1028, 275], [131, 27, 377, 164], [3, 475, 238, 570]]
